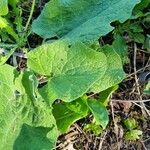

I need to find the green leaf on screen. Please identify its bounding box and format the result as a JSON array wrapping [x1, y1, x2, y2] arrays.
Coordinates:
[[0, 65, 22, 150], [133, 0, 150, 17], [113, 34, 128, 63], [144, 34, 150, 51], [0, 0, 8, 16], [0, 68, 58, 149], [84, 123, 103, 136], [32, 0, 140, 42], [124, 118, 138, 130], [8, 0, 19, 8], [87, 99, 109, 129], [15, 71, 58, 149], [53, 98, 89, 133], [0, 16, 8, 29], [99, 85, 118, 106], [91, 45, 125, 93], [125, 130, 142, 141], [27, 41, 107, 102], [133, 32, 145, 43], [0, 65, 16, 115], [0, 48, 16, 65], [143, 81, 150, 94], [14, 124, 57, 150]]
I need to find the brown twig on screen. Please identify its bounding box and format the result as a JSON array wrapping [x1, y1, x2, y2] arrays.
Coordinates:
[[98, 131, 107, 150], [133, 43, 150, 116], [111, 99, 150, 103]]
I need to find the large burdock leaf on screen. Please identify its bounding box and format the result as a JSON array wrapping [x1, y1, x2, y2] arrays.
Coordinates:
[[27, 41, 107, 102], [0, 65, 20, 150], [0, 67, 58, 150], [0, 0, 8, 16], [32, 0, 140, 42], [91, 45, 126, 93], [13, 124, 57, 150], [14, 70, 58, 150]]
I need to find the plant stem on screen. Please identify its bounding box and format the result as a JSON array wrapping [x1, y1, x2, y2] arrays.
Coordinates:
[[24, 0, 36, 32], [0, 43, 17, 48]]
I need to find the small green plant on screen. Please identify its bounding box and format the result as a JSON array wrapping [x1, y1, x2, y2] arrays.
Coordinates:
[[124, 118, 143, 141]]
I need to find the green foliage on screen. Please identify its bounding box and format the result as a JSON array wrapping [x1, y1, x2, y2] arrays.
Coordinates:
[[144, 35, 150, 51], [53, 98, 89, 133], [99, 85, 118, 106], [124, 118, 138, 130], [0, 0, 8, 16], [87, 99, 109, 129], [124, 118, 142, 141], [28, 41, 107, 103], [91, 45, 125, 92], [113, 34, 128, 64], [144, 81, 150, 94], [133, 0, 150, 17], [0, 66, 58, 149], [0, 0, 147, 149], [125, 130, 143, 141], [84, 123, 103, 136], [32, 0, 140, 42], [14, 124, 57, 150]]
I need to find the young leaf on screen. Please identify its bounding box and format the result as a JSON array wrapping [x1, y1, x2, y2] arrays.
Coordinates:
[[113, 34, 128, 63], [143, 81, 150, 94], [32, 0, 140, 43], [133, 32, 145, 44], [125, 130, 142, 141], [84, 123, 103, 136], [124, 118, 138, 130], [53, 98, 89, 133], [0, 16, 8, 29], [144, 34, 150, 51], [133, 0, 150, 17], [87, 99, 109, 129], [91, 45, 125, 93], [99, 85, 118, 106], [0, 47, 16, 65], [27, 41, 107, 103], [0, 0, 8, 16]]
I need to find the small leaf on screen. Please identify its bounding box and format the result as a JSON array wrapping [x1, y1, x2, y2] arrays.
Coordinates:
[[133, 0, 150, 17], [113, 34, 128, 63], [0, 47, 16, 65], [0, 0, 8, 16], [87, 99, 109, 129], [125, 130, 142, 141], [53, 98, 89, 133], [143, 81, 150, 94], [0, 16, 8, 29], [84, 123, 103, 136], [99, 85, 118, 106], [144, 34, 150, 51], [124, 118, 137, 130], [133, 33, 145, 44]]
